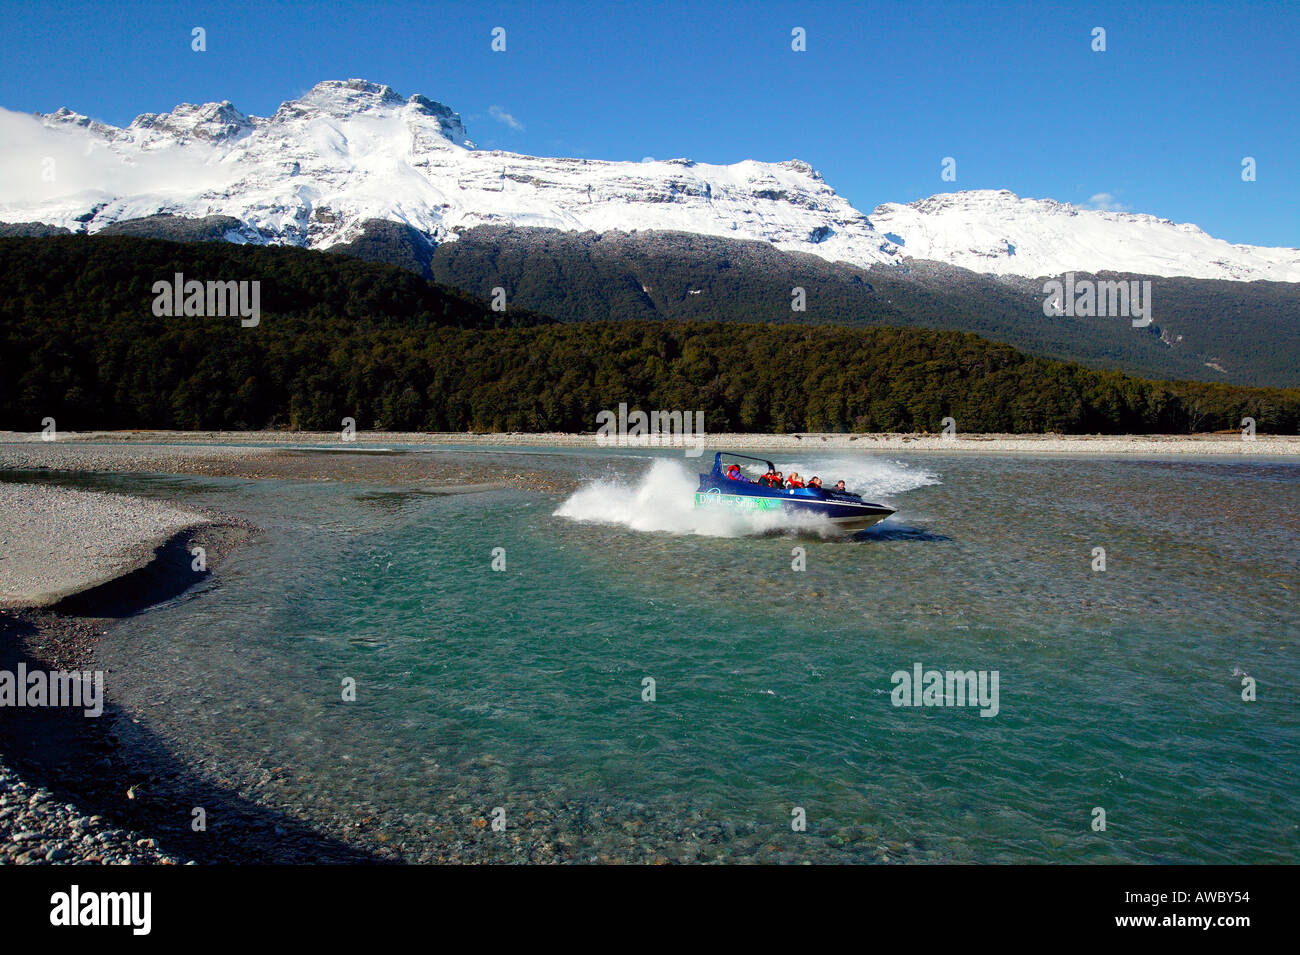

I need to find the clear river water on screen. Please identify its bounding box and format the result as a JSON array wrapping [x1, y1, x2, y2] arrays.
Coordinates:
[[82, 447, 1300, 863]]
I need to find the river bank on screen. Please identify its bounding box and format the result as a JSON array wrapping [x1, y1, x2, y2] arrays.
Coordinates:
[[0, 751, 188, 865], [0, 484, 214, 609], [3, 429, 1298, 456], [0, 438, 572, 489], [0, 479, 397, 865]]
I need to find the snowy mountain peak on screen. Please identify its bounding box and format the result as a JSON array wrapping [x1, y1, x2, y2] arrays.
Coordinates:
[[268, 80, 469, 145], [274, 79, 399, 123], [44, 106, 118, 139], [128, 101, 254, 145], [293, 78, 406, 112], [1, 80, 1295, 282]]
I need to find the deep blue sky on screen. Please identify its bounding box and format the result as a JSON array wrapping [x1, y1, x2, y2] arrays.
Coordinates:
[[1, 0, 1295, 246]]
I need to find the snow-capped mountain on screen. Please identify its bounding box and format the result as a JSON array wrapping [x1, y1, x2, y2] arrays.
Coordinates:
[[1, 79, 1296, 283], [868, 191, 1300, 283]]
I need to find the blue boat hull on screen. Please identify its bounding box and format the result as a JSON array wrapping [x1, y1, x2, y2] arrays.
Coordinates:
[[695, 454, 895, 532]]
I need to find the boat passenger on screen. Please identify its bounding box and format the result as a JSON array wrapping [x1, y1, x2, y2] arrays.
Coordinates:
[[726, 463, 744, 481], [833, 480, 846, 491], [786, 472, 804, 489], [773, 471, 784, 488], [808, 476, 822, 490]]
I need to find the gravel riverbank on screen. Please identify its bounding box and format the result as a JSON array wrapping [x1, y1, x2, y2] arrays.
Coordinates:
[[0, 484, 211, 609], [0, 438, 571, 490], [5, 429, 1297, 456], [0, 484, 257, 865], [0, 754, 188, 865]]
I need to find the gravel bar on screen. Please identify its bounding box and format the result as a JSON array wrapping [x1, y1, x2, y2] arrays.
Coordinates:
[[0, 484, 210, 609], [4, 429, 1296, 455]]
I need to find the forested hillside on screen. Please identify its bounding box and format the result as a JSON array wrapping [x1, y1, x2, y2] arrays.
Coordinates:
[[1, 236, 1296, 433], [429, 226, 1300, 389]]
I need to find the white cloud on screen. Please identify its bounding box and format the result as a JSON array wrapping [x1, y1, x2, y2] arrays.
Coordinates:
[[1085, 192, 1129, 212], [487, 105, 523, 131], [0, 108, 233, 213]]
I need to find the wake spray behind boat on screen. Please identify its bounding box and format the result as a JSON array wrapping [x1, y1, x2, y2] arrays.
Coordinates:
[[694, 452, 895, 532]]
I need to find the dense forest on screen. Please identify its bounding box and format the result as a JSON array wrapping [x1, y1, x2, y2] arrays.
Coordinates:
[[1, 236, 1297, 434]]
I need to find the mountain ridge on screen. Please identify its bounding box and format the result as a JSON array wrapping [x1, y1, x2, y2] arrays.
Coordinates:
[[3, 78, 1297, 282]]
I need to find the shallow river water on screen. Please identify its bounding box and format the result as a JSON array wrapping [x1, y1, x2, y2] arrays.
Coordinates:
[[87, 447, 1300, 863]]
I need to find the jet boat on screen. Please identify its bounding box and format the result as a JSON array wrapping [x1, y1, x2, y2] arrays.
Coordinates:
[[694, 452, 894, 532]]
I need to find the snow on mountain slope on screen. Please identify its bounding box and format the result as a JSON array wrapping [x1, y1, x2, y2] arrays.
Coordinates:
[[869, 190, 1300, 282], [1, 79, 1296, 282], [0, 79, 893, 268]]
